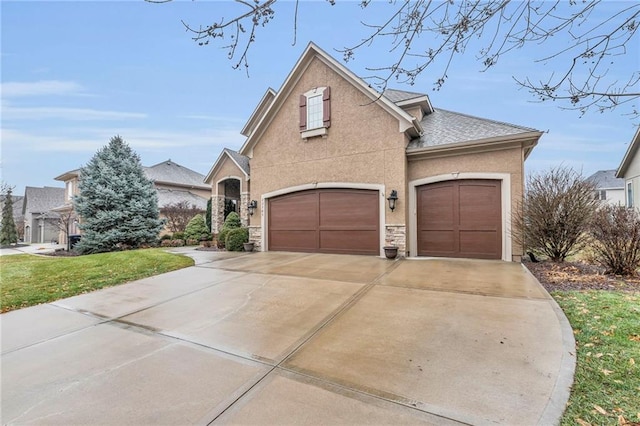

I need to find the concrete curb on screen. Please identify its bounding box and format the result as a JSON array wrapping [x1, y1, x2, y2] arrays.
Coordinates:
[[521, 264, 576, 426]]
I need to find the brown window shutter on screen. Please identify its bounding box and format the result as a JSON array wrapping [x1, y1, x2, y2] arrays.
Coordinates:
[[323, 86, 331, 128], [299, 95, 307, 131]]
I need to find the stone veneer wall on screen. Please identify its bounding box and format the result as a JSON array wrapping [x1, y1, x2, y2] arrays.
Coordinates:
[[240, 193, 250, 227], [212, 195, 225, 234], [385, 224, 406, 257], [249, 226, 262, 251]]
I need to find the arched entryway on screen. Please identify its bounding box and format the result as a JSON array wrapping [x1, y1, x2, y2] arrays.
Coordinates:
[[213, 177, 246, 233]]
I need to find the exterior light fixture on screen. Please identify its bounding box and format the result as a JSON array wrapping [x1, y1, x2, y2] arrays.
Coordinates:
[[387, 190, 398, 212], [248, 200, 258, 216]]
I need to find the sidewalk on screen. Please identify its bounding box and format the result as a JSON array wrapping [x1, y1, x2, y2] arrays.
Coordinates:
[[0, 243, 61, 256]]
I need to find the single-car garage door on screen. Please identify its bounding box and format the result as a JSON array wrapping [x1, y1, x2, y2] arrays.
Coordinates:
[[268, 189, 379, 255], [417, 179, 502, 259]]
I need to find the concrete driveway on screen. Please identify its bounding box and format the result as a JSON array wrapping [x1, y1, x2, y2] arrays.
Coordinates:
[[1, 250, 574, 425]]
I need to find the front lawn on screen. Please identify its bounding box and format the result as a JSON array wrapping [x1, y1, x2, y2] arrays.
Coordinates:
[[0, 249, 194, 312], [554, 291, 640, 425]]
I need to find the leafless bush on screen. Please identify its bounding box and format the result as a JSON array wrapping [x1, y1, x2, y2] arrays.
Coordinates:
[[161, 201, 205, 233], [513, 166, 598, 262], [590, 204, 640, 276]]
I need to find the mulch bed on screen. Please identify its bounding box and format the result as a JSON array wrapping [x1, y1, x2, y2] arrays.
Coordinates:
[[524, 259, 640, 292]]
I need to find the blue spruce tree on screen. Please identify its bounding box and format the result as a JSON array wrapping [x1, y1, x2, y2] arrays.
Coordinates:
[[73, 136, 164, 254]]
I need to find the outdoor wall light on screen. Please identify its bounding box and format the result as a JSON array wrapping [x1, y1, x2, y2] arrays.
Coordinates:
[[387, 190, 398, 212], [248, 200, 258, 216]]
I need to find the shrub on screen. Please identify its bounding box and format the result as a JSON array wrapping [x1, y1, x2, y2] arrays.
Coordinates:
[[590, 204, 640, 276], [185, 238, 199, 246], [225, 227, 249, 252], [513, 165, 598, 262], [160, 234, 172, 241], [217, 212, 242, 249], [184, 214, 211, 241], [160, 239, 185, 247], [172, 232, 185, 241]]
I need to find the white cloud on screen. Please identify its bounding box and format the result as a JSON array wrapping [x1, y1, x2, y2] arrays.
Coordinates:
[[1, 80, 85, 97], [1, 105, 147, 121]]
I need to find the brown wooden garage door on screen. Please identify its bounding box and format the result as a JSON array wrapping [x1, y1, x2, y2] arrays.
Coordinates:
[[417, 180, 501, 259], [268, 189, 379, 255]]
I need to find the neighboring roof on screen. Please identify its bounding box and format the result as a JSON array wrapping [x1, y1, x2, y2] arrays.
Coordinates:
[[587, 170, 624, 190], [616, 126, 640, 178], [144, 160, 209, 189], [22, 186, 65, 215], [54, 169, 81, 182], [407, 109, 541, 155], [239, 42, 422, 157], [156, 188, 208, 210], [204, 148, 250, 184]]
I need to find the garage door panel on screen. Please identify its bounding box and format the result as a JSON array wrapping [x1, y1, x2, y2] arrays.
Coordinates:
[[269, 231, 318, 251], [320, 230, 379, 254], [459, 231, 500, 258], [319, 191, 378, 228], [269, 194, 318, 230], [419, 186, 454, 227], [418, 180, 501, 259], [418, 231, 456, 256], [269, 189, 379, 255]]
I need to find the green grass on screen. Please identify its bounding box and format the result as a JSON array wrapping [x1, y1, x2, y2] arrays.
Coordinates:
[[552, 291, 640, 425], [0, 249, 194, 312]]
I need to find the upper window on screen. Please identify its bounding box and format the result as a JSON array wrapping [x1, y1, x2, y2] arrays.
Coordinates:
[[627, 182, 634, 208], [299, 86, 331, 138]]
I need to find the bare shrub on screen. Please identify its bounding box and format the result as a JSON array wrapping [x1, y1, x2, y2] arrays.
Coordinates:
[[513, 165, 598, 262], [590, 204, 640, 276], [161, 201, 205, 233]]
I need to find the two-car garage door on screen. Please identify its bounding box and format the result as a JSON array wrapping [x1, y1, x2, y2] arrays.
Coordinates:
[[268, 189, 379, 255]]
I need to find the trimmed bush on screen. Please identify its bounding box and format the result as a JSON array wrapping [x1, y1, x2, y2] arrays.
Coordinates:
[[172, 232, 185, 241], [160, 234, 172, 241], [160, 239, 185, 247], [185, 238, 199, 246], [217, 212, 242, 249], [184, 214, 211, 241], [225, 227, 249, 252], [590, 204, 640, 276]]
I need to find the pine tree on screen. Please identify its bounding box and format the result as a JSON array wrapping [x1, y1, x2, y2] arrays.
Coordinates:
[[1, 185, 19, 246], [205, 197, 212, 232], [73, 136, 164, 254]]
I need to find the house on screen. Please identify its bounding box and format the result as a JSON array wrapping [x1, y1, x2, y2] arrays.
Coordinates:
[[616, 126, 640, 209], [586, 170, 625, 206], [205, 43, 542, 261], [53, 159, 210, 242], [22, 186, 65, 244]]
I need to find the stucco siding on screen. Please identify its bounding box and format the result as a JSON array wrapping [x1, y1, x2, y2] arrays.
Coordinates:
[[210, 159, 249, 196], [249, 57, 407, 227]]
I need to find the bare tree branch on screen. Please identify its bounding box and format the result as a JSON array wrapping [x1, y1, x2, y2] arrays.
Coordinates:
[[152, 0, 640, 118]]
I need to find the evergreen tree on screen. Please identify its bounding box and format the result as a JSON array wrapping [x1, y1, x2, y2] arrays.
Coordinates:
[[205, 197, 212, 232], [1, 185, 19, 246], [184, 213, 211, 241], [73, 136, 164, 254]]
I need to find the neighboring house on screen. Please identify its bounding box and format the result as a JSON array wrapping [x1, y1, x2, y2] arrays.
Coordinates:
[[616, 126, 640, 210], [0, 194, 25, 240], [22, 186, 65, 244], [586, 170, 625, 206], [205, 43, 542, 260], [54, 159, 210, 242]]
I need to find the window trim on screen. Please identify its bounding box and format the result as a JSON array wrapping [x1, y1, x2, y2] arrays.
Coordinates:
[[300, 86, 331, 139]]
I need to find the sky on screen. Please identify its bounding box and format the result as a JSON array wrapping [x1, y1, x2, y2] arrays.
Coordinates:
[[2, 1, 639, 196]]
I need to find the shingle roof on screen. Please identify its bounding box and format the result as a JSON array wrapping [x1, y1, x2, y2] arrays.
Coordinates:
[[587, 169, 624, 190], [407, 109, 539, 149], [22, 186, 65, 215], [224, 149, 250, 175], [144, 160, 208, 188], [156, 188, 208, 210], [383, 89, 428, 104]]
